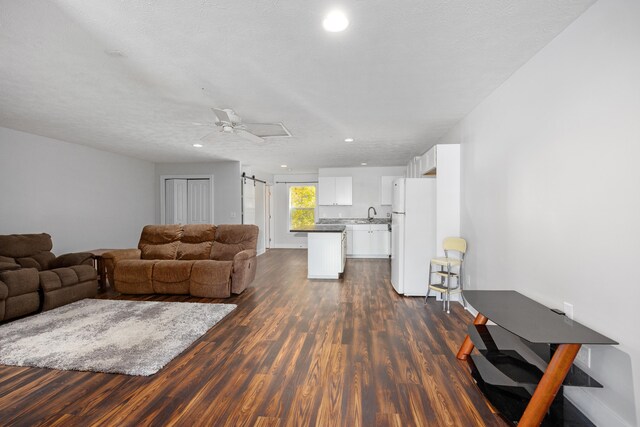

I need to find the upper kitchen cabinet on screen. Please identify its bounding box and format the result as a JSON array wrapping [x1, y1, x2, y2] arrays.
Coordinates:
[[380, 175, 403, 205], [420, 146, 437, 175], [318, 176, 352, 205]]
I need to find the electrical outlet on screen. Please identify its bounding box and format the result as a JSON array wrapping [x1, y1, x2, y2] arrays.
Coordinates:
[[563, 302, 574, 320], [576, 346, 591, 368]]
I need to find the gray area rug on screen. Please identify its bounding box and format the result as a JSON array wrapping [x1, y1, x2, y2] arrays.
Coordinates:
[[0, 299, 236, 376]]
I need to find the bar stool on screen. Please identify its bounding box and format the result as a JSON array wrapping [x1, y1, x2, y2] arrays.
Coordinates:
[[425, 237, 467, 313]]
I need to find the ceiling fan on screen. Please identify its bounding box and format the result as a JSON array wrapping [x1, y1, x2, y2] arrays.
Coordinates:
[[201, 108, 291, 143]]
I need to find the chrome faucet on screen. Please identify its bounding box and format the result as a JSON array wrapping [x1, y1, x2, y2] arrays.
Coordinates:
[[367, 206, 377, 221]]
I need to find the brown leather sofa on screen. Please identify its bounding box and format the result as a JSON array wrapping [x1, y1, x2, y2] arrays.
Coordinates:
[[0, 233, 98, 321], [103, 224, 258, 298]]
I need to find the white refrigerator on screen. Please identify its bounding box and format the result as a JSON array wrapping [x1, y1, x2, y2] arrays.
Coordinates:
[[390, 178, 436, 296]]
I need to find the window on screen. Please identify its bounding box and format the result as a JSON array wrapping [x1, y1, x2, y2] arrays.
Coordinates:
[[289, 185, 316, 230]]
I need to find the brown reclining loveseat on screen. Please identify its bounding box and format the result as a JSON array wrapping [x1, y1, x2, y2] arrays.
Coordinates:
[[0, 233, 98, 322], [103, 224, 258, 298]]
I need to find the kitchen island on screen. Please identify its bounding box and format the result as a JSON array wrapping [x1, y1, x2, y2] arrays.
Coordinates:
[[290, 224, 346, 279]]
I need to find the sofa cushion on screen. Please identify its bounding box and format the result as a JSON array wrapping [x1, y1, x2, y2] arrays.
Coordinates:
[[182, 224, 217, 243], [4, 292, 40, 321], [0, 261, 20, 272], [140, 243, 179, 260], [114, 259, 156, 294], [176, 224, 216, 260], [0, 268, 40, 296], [70, 265, 98, 282], [152, 260, 194, 294], [50, 252, 93, 269], [16, 252, 56, 271], [190, 260, 233, 298], [0, 233, 53, 258], [0, 256, 16, 264], [211, 225, 259, 261], [138, 225, 182, 260], [40, 265, 97, 293]]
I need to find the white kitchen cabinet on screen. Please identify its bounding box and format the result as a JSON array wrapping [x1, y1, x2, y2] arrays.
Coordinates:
[[370, 228, 390, 255], [334, 177, 352, 205], [307, 231, 346, 279], [380, 175, 402, 205], [419, 146, 437, 175], [318, 177, 335, 206], [406, 156, 420, 178], [352, 229, 371, 256], [349, 224, 390, 258], [318, 176, 352, 205], [346, 225, 354, 255]]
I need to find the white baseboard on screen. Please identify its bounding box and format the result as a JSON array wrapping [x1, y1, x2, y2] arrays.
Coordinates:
[[271, 243, 307, 249], [347, 254, 390, 259], [565, 388, 632, 427]]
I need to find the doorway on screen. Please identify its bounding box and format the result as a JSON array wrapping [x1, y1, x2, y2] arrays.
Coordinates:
[[241, 177, 272, 255]]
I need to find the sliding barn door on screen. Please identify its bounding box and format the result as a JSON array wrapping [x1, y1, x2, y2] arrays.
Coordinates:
[[242, 179, 267, 254]]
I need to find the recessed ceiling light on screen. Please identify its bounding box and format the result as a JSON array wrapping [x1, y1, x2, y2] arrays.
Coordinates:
[[344, 137, 354, 142], [281, 164, 288, 168], [193, 143, 203, 148], [361, 162, 367, 166], [323, 10, 349, 32]]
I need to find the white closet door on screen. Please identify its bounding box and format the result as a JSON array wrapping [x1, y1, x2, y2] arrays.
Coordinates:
[[187, 179, 211, 224], [165, 179, 188, 224]]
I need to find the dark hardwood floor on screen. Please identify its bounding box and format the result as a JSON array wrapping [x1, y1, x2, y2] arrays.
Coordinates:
[[0, 249, 505, 426]]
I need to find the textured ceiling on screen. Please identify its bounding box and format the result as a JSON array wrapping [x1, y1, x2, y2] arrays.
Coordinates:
[[0, 0, 594, 173]]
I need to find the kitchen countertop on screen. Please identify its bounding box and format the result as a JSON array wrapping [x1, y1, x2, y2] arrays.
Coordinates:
[[290, 224, 347, 233], [317, 218, 391, 225]]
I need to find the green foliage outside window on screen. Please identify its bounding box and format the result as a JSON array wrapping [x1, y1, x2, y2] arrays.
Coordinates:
[[290, 186, 316, 229]]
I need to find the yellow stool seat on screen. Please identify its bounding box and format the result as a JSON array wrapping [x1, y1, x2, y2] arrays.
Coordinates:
[[430, 257, 462, 267]]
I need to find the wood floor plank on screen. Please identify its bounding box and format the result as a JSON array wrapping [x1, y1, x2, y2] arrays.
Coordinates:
[[0, 249, 506, 426]]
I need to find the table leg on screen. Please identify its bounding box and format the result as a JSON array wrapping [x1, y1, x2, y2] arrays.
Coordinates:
[[456, 313, 488, 360], [96, 256, 107, 290], [518, 343, 581, 426]]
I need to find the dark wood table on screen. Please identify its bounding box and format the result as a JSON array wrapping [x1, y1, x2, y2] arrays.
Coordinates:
[[457, 290, 617, 426], [85, 249, 116, 290]]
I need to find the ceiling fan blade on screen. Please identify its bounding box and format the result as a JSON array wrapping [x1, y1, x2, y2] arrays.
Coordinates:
[[211, 107, 231, 124], [200, 131, 218, 141], [235, 129, 264, 143]]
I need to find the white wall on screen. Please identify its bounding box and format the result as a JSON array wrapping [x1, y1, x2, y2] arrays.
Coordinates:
[[318, 166, 405, 219], [272, 173, 318, 248], [438, 1, 640, 425], [0, 127, 155, 253], [155, 161, 242, 225]]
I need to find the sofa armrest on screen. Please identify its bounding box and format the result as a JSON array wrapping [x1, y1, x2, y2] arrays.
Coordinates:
[[231, 249, 257, 294], [103, 249, 141, 289], [0, 262, 21, 272], [50, 252, 94, 269]]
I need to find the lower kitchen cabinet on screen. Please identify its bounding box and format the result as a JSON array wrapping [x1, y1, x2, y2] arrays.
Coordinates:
[[347, 224, 390, 258]]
